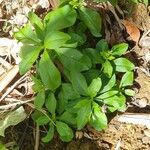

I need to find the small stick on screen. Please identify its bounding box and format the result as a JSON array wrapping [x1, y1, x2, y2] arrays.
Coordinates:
[[115, 139, 121, 150], [115, 5, 124, 18], [0, 57, 12, 70], [0, 65, 19, 93], [107, 2, 123, 29], [0, 73, 27, 102], [0, 99, 33, 110], [34, 125, 40, 150], [117, 113, 150, 129]]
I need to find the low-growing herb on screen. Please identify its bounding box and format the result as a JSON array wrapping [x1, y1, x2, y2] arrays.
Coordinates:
[[14, 0, 135, 142]]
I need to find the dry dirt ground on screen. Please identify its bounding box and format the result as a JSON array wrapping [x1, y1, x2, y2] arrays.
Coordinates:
[[0, 1, 150, 150]]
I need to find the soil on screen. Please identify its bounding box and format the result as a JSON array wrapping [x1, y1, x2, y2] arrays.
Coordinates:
[[0, 1, 150, 150], [2, 117, 150, 150]]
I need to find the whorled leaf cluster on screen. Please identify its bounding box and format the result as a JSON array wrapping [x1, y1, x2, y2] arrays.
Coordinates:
[[14, 0, 135, 142]]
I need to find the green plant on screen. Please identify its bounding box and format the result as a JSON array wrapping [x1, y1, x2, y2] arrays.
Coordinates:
[[14, 0, 135, 142]]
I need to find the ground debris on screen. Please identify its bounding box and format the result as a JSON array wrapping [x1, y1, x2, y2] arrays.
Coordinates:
[[88, 118, 150, 150]]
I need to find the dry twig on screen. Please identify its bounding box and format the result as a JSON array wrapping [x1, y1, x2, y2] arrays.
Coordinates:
[[0, 99, 33, 110], [0, 73, 27, 102], [34, 125, 40, 150], [0, 65, 19, 93]]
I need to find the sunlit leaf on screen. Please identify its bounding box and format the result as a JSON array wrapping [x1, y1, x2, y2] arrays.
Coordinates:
[[42, 123, 54, 142], [79, 7, 102, 37], [44, 5, 77, 31], [56, 121, 74, 142], [19, 45, 42, 75], [38, 50, 61, 90]]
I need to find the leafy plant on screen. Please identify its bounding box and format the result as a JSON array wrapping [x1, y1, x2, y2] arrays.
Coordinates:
[[14, 0, 135, 142]]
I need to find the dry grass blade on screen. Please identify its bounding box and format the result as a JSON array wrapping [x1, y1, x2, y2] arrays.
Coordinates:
[[107, 2, 123, 29], [118, 113, 150, 129], [0, 57, 12, 71], [0, 99, 34, 110], [34, 125, 40, 150], [0, 73, 27, 102], [0, 65, 19, 93]]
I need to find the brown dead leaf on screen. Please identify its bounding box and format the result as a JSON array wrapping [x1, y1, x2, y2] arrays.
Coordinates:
[[122, 20, 140, 44]]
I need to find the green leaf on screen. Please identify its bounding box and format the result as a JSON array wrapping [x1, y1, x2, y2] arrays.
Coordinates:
[[42, 123, 54, 142], [84, 69, 100, 85], [79, 55, 92, 70], [76, 22, 87, 33], [14, 23, 40, 44], [79, 7, 102, 37], [32, 76, 44, 92], [87, 77, 102, 97], [120, 72, 134, 87], [59, 0, 70, 6], [31, 110, 42, 120], [36, 115, 50, 126], [90, 102, 107, 131], [111, 43, 128, 56], [56, 121, 74, 142], [96, 39, 109, 52], [68, 32, 86, 45], [59, 111, 76, 126], [96, 90, 119, 100], [114, 58, 135, 72], [45, 92, 57, 114], [55, 48, 81, 68], [70, 70, 88, 95], [55, 48, 91, 71], [124, 89, 135, 96], [34, 91, 45, 109], [0, 142, 8, 150], [62, 42, 78, 48], [100, 74, 116, 93], [38, 50, 61, 91], [96, 40, 110, 61], [103, 60, 113, 78], [142, 0, 148, 5], [44, 5, 77, 31], [83, 48, 102, 64], [58, 83, 80, 114], [0, 107, 27, 136], [28, 12, 44, 40], [44, 31, 70, 49], [102, 94, 126, 111], [74, 99, 92, 130], [28, 11, 43, 29], [19, 46, 42, 75], [108, 0, 118, 5]]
